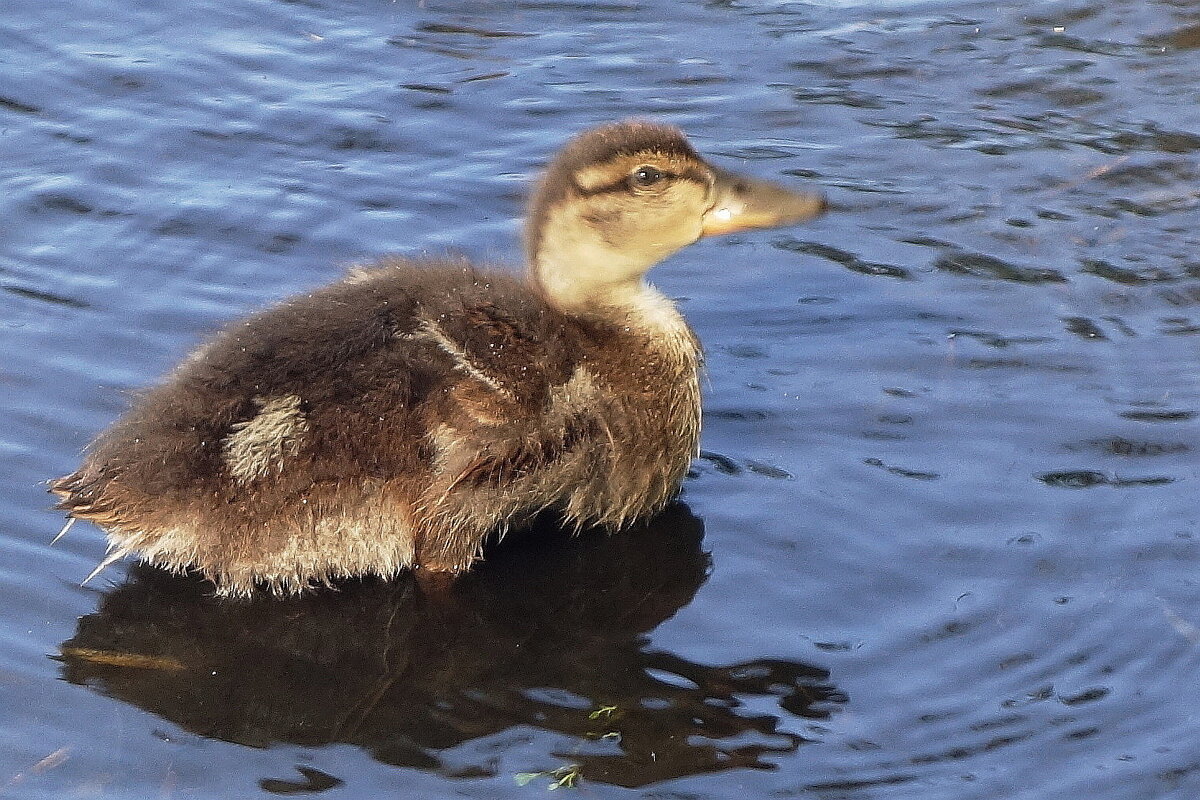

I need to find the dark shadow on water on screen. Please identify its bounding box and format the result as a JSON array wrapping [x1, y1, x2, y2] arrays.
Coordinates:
[[58, 504, 845, 788]]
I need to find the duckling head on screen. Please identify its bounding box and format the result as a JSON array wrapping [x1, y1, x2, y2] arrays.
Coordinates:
[[526, 119, 826, 311]]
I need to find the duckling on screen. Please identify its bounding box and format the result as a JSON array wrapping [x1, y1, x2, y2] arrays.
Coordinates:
[[51, 119, 826, 597]]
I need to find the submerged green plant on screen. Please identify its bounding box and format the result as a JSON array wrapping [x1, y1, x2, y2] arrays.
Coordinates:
[[515, 763, 583, 790], [587, 704, 618, 720], [514, 706, 622, 790]]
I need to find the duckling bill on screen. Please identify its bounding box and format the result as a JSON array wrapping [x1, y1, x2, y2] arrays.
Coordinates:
[[51, 119, 826, 596]]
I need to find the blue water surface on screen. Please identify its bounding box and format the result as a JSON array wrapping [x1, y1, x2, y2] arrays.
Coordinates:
[[3, 0, 1200, 798]]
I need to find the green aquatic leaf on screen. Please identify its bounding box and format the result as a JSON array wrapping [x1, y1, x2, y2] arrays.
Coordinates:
[[514, 772, 542, 786]]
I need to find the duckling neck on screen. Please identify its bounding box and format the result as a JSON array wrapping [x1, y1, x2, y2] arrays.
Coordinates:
[[531, 252, 687, 337], [535, 259, 700, 373], [531, 251, 650, 311], [527, 207, 674, 313], [534, 266, 652, 314]]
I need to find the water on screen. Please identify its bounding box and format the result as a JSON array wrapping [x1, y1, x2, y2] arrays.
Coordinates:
[[3, 0, 1200, 797]]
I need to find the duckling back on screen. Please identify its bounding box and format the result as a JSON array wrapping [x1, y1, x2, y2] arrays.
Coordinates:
[[52, 257, 701, 595]]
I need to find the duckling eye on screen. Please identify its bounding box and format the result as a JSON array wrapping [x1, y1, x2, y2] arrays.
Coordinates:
[[631, 166, 665, 189]]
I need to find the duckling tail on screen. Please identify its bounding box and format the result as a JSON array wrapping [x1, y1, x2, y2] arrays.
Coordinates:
[[48, 469, 122, 527]]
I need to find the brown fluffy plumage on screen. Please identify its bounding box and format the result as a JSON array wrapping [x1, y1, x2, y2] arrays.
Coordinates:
[[52, 120, 825, 596]]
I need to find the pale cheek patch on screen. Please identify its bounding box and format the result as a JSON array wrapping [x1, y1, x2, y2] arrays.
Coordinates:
[[222, 394, 309, 483]]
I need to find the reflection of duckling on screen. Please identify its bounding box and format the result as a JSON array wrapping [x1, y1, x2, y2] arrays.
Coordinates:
[[59, 504, 846, 786], [52, 119, 826, 596]]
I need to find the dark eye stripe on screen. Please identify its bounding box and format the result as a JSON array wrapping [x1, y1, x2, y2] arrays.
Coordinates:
[[574, 170, 686, 197]]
